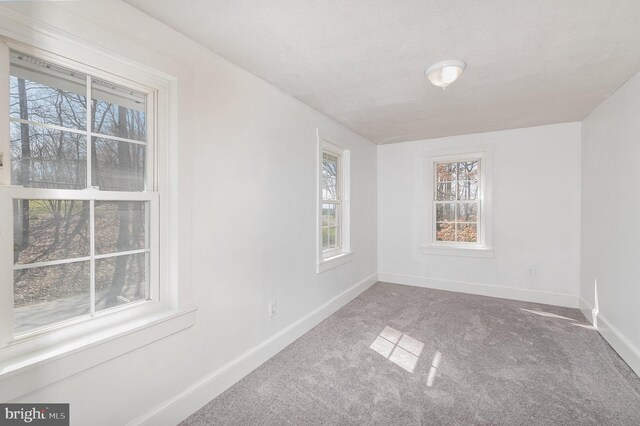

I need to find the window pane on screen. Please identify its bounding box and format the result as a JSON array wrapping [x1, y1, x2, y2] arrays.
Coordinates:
[[436, 203, 455, 222], [322, 203, 338, 227], [457, 203, 478, 222], [10, 52, 87, 130], [95, 253, 147, 311], [329, 226, 335, 248], [436, 182, 456, 201], [322, 227, 330, 250], [322, 226, 340, 251], [322, 152, 339, 200], [457, 223, 477, 242], [95, 201, 147, 255], [92, 79, 146, 142], [14, 200, 90, 265], [328, 226, 338, 249], [436, 223, 455, 242], [457, 181, 478, 200], [436, 162, 456, 182], [457, 161, 478, 181], [10, 122, 87, 189], [14, 261, 90, 333], [92, 137, 145, 191]]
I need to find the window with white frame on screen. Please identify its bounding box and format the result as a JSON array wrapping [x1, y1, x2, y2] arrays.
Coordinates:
[[321, 149, 342, 257], [433, 158, 480, 244], [317, 136, 351, 271], [0, 47, 159, 337], [426, 151, 491, 252]]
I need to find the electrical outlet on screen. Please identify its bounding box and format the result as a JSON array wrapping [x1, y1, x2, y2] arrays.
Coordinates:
[[526, 266, 536, 278], [268, 300, 277, 317]]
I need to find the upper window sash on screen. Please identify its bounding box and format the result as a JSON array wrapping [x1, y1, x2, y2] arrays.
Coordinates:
[[0, 41, 158, 192], [321, 149, 341, 203]]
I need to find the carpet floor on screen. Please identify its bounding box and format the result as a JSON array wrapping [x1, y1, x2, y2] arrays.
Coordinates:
[[181, 282, 640, 425]]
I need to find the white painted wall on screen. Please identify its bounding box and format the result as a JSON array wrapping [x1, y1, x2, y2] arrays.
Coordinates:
[[0, 2, 377, 425], [580, 71, 640, 376], [4, 1, 637, 424], [378, 123, 582, 307]]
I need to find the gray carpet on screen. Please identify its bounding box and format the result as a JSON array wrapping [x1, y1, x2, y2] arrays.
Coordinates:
[[181, 282, 640, 425]]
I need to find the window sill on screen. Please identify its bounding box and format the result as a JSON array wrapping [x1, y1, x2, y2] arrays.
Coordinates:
[[317, 251, 354, 273], [0, 305, 197, 402], [419, 245, 494, 258]]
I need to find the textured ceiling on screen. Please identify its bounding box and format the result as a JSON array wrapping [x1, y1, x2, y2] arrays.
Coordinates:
[[127, 0, 640, 143]]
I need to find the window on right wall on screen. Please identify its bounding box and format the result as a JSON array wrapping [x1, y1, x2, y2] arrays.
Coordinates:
[[424, 150, 492, 256]]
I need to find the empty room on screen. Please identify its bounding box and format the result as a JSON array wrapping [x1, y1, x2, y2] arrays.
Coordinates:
[[0, 1, 639, 425]]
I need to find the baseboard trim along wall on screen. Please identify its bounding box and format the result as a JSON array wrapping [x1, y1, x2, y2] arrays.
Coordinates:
[[378, 272, 579, 308], [131, 272, 379, 426], [579, 297, 640, 378]]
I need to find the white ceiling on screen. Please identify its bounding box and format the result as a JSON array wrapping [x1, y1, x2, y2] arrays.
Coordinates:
[[127, 0, 640, 144]]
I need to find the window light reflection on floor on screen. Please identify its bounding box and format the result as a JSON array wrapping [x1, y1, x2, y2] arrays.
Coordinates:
[[370, 326, 424, 373], [520, 308, 597, 330], [520, 308, 576, 321], [426, 351, 442, 387]]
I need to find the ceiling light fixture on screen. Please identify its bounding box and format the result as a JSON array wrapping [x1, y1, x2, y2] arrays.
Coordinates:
[[425, 59, 466, 89]]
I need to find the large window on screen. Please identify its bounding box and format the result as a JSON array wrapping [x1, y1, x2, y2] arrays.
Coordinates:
[[317, 135, 352, 272], [1, 48, 158, 337], [424, 150, 492, 255], [0, 30, 192, 402]]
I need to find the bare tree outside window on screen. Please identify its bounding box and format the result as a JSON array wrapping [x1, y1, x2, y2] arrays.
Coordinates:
[[9, 51, 150, 333], [321, 151, 340, 252], [434, 160, 479, 243]]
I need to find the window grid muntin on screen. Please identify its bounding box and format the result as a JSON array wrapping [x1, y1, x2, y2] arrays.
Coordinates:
[[7, 50, 155, 336]]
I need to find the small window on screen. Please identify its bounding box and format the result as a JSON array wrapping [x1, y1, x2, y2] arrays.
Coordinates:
[[317, 134, 352, 272], [424, 150, 492, 255], [434, 159, 479, 243], [321, 150, 342, 256]]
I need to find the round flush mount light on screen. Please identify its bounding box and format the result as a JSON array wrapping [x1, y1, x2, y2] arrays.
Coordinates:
[[425, 59, 466, 89]]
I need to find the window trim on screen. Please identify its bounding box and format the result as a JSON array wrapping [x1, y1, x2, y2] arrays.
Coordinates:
[[421, 147, 493, 257], [0, 21, 194, 400], [0, 39, 163, 340], [317, 130, 352, 273]]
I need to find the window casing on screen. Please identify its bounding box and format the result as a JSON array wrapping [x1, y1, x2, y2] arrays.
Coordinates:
[[2, 49, 159, 339], [424, 150, 492, 255], [0, 40, 174, 354], [317, 134, 352, 272]]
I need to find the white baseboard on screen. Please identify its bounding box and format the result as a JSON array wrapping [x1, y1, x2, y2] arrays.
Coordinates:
[[130, 272, 378, 426], [378, 272, 579, 308], [579, 297, 640, 378]]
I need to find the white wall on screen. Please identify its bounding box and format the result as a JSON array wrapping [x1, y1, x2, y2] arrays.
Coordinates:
[[580, 71, 640, 376], [378, 123, 582, 307], [0, 2, 377, 425]]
